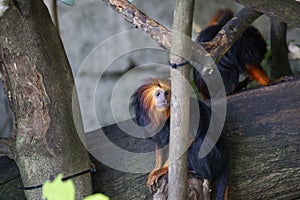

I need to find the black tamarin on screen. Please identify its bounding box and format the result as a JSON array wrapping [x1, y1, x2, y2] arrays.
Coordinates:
[[131, 78, 228, 199], [193, 8, 269, 99]]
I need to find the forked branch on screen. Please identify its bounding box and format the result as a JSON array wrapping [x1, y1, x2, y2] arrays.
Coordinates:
[[102, 0, 262, 64]]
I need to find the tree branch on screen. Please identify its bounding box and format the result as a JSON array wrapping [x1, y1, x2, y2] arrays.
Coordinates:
[[235, 0, 300, 28], [103, 0, 171, 49], [199, 7, 262, 62], [102, 0, 262, 65]]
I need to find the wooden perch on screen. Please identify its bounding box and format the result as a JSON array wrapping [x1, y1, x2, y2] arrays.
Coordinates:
[[87, 80, 300, 199], [235, 0, 300, 28]]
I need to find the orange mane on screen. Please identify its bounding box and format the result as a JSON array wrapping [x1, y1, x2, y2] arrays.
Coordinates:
[[132, 78, 171, 128]]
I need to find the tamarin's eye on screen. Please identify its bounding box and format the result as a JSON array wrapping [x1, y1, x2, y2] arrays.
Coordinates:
[[155, 91, 160, 97], [165, 91, 169, 96]]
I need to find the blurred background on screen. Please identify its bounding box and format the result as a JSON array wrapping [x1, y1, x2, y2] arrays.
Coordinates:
[[0, 0, 299, 137]]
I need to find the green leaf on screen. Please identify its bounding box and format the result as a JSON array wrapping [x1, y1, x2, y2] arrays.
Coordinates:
[[84, 193, 110, 200], [60, 0, 75, 6], [42, 174, 75, 200]]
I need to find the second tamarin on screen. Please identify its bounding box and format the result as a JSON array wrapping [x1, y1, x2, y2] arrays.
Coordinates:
[[130, 78, 228, 199], [193, 8, 270, 99]]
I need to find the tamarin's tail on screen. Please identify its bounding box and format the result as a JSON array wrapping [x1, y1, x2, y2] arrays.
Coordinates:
[[207, 8, 234, 27]]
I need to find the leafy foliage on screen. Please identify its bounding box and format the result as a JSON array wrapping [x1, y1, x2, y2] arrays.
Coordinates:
[[42, 174, 75, 200], [42, 173, 109, 200], [84, 193, 110, 200]]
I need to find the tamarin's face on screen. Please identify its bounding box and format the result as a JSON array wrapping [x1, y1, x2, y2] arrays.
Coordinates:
[[143, 79, 171, 127], [152, 84, 170, 111], [131, 78, 171, 127]]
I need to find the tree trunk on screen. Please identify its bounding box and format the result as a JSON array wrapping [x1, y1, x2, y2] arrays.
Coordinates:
[[168, 0, 194, 199], [0, 0, 92, 199], [88, 80, 300, 199], [269, 18, 293, 79]]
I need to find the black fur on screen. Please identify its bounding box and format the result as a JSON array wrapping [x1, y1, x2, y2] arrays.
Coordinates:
[[193, 20, 267, 98], [131, 92, 228, 199]]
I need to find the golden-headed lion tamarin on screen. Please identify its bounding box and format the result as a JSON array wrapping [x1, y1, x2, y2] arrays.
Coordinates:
[[131, 78, 228, 199], [194, 8, 270, 99]]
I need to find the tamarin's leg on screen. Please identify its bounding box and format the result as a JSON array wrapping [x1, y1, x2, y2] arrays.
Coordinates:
[[213, 165, 228, 200], [224, 185, 229, 200], [147, 145, 163, 186]]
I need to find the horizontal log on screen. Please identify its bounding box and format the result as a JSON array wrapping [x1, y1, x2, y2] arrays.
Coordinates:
[[224, 80, 300, 199], [89, 80, 300, 199], [1, 80, 299, 199]]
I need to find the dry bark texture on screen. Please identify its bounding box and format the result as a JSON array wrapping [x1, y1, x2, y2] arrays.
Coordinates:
[[168, 0, 195, 199], [0, 0, 92, 199], [224, 80, 300, 199]]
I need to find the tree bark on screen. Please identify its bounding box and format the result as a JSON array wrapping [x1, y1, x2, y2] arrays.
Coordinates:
[[269, 18, 293, 79], [235, 0, 300, 28], [88, 80, 300, 200], [0, 0, 92, 199], [168, 0, 194, 199], [224, 80, 300, 199]]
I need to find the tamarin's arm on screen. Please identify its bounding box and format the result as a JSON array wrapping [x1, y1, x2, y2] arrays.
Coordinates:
[[147, 145, 168, 191]]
